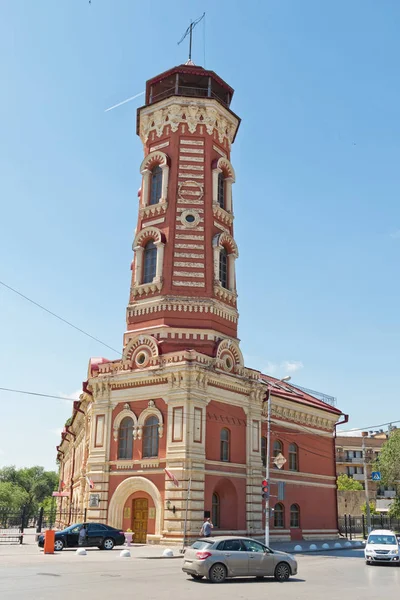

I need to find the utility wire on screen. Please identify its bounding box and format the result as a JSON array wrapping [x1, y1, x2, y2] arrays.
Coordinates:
[[0, 280, 121, 356], [338, 419, 400, 434], [0, 387, 77, 402]]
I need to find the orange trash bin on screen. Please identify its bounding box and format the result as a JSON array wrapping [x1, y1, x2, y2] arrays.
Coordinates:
[[44, 530, 55, 554]]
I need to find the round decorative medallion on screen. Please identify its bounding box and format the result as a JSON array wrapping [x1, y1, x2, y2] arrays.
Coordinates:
[[177, 180, 204, 202], [180, 209, 201, 228]]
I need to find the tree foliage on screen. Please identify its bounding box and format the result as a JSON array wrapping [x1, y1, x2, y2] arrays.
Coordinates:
[[0, 466, 58, 515], [337, 473, 363, 491], [375, 429, 400, 493], [361, 501, 378, 515]]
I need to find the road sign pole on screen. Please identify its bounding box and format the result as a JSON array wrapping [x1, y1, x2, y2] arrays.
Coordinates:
[[362, 433, 371, 534]]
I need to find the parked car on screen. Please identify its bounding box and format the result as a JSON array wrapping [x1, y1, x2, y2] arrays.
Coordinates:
[[182, 536, 298, 583], [38, 523, 125, 551], [365, 529, 400, 565]]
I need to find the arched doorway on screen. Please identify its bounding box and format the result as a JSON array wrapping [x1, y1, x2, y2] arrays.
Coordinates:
[[108, 476, 163, 541], [212, 478, 239, 531], [133, 498, 148, 543]]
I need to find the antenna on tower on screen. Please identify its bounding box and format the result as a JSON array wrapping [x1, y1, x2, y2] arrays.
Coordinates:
[[178, 13, 205, 63]]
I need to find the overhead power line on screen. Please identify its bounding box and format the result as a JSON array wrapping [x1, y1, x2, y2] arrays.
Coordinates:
[[338, 419, 400, 434], [0, 387, 77, 402], [0, 280, 121, 356]]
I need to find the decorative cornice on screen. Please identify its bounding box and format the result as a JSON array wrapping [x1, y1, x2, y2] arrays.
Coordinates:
[[265, 403, 334, 432], [127, 296, 238, 323], [138, 97, 239, 146], [214, 284, 237, 305], [139, 201, 168, 219], [131, 281, 163, 297], [213, 204, 234, 227]]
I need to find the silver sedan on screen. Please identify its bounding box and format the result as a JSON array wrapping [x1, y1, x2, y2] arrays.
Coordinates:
[[182, 536, 298, 583]]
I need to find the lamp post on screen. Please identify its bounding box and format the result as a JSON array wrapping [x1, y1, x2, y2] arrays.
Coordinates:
[[262, 375, 291, 547]]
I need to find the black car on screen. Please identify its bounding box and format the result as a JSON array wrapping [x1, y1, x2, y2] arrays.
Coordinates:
[[38, 523, 126, 551]]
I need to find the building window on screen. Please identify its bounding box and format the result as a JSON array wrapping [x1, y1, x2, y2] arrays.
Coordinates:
[[212, 493, 220, 527], [288, 443, 298, 471], [273, 440, 283, 469], [118, 417, 134, 460], [274, 503, 285, 528], [142, 415, 159, 458], [150, 165, 162, 205], [143, 240, 157, 284], [290, 504, 300, 528], [346, 466, 364, 477], [345, 450, 363, 461], [219, 247, 228, 289], [261, 436, 267, 467], [217, 172, 225, 209], [220, 428, 230, 462]]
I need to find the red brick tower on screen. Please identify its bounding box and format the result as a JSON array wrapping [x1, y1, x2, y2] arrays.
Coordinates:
[[125, 63, 241, 363]]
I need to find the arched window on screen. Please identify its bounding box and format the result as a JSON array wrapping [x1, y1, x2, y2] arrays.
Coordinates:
[[261, 436, 267, 467], [142, 415, 159, 458], [289, 443, 298, 471], [219, 247, 228, 289], [220, 428, 230, 462], [143, 240, 157, 284], [118, 417, 133, 460], [150, 165, 162, 205], [273, 440, 283, 469], [274, 503, 285, 528], [290, 504, 300, 528], [212, 493, 220, 527], [217, 172, 225, 209]]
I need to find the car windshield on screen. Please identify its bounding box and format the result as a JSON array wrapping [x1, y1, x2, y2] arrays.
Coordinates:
[[368, 535, 397, 545], [191, 540, 214, 550]]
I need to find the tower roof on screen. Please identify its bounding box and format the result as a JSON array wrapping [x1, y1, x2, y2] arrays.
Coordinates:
[[144, 63, 235, 109]]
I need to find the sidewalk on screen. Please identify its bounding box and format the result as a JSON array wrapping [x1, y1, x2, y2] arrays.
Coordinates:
[[269, 538, 365, 554]]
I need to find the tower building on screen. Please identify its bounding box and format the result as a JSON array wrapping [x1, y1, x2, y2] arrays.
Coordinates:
[[57, 63, 343, 544]]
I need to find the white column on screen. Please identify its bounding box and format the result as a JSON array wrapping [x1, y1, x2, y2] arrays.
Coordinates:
[[225, 177, 234, 213], [141, 169, 151, 206], [228, 254, 236, 291], [134, 246, 144, 285], [154, 242, 165, 283], [212, 168, 222, 205], [160, 164, 169, 202]]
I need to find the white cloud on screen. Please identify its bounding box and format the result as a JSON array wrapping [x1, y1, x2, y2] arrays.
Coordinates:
[[390, 230, 400, 239], [336, 429, 362, 437], [281, 360, 304, 374], [58, 389, 81, 406], [50, 428, 63, 438], [264, 360, 304, 376]]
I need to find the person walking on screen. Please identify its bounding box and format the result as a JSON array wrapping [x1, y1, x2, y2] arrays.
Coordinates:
[[78, 524, 87, 547], [200, 517, 213, 538]]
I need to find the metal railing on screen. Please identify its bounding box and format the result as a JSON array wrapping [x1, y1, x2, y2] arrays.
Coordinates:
[[151, 85, 229, 107]]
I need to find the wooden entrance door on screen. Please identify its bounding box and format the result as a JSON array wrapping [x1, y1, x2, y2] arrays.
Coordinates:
[[133, 498, 148, 544]]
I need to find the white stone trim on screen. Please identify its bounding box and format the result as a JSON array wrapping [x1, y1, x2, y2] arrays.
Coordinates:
[[140, 150, 169, 207], [132, 227, 165, 287], [212, 232, 239, 292], [137, 401, 164, 439], [212, 157, 235, 213], [112, 407, 138, 442], [108, 476, 163, 538]]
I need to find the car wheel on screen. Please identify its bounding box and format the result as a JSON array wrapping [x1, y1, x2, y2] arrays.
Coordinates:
[[209, 563, 227, 583], [274, 562, 291, 582], [190, 574, 204, 580], [102, 538, 115, 551], [54, 539, 64, 551]]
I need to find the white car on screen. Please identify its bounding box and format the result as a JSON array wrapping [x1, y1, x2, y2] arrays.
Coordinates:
[[365, 529, 400, 565]]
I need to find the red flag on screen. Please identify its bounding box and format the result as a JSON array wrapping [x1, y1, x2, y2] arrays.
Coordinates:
[[86, 476, 95, 490], [164, 468, 179, 487]]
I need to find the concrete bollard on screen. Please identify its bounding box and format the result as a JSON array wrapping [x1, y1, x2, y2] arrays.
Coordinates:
[[309, 544, 318, 551], [76, 548, 87, 556], [162, 548, 174, 558], [294, 545, 303, 552], [344, 541, 352, 547], [334, 542, 342, 549], [120, 550, 131, 558], [322, 543, 330, 549]]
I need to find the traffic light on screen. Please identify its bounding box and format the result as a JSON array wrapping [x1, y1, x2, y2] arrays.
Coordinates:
[[262, 479, 269, 499]]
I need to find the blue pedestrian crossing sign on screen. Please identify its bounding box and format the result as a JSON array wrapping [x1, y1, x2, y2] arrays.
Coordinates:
[[371, 471, 381, 481]]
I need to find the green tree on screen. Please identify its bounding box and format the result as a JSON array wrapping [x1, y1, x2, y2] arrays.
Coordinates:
[[337, 474, 364, 491], [374, 429, 400, 494], [0, 466, 58, 516], [0, 482, 29, 511], [388, 497, 400, 518], [361, 501, 378, 515]]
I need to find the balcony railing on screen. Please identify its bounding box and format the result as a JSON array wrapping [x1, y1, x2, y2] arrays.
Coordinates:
[[336, 456, 364, 463], [150, 85, 230, 108]]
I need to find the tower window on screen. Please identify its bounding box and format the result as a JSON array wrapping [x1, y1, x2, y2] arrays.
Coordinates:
[[118, 417, 134, 460], [217, 172, 225, 209], [212, 493, 220, 527], [219, 247, 228, 289], [143, 240, 157, 284], [150, 165, 162, 205], [220, 428, 230, 462], [142, 415, 159, 458]]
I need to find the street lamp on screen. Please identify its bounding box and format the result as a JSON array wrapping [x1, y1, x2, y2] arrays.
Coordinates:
[[261, 375, 291, 547]]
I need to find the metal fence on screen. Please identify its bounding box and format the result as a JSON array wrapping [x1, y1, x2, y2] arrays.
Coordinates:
[[339, 514, 400, 539], [36, 507, 87, 532], [0, 508, 26, 544]]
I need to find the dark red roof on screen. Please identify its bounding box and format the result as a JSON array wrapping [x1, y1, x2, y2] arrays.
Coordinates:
[[260, 374, 342, 416]]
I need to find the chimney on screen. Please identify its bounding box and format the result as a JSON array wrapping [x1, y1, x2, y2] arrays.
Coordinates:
[[361, 431, 369, 438]]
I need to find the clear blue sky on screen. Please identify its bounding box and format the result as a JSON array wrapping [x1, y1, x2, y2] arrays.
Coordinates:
[[1, 0, 399, 470]]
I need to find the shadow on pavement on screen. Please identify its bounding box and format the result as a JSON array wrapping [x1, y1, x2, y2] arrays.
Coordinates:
[[298, 549, 365, 559], [190, 577, 306, 584]]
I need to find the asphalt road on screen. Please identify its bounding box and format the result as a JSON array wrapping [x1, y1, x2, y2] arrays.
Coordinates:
[[1, 547, 399, 600]]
